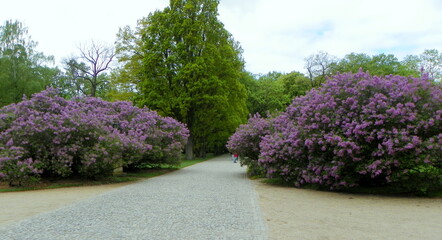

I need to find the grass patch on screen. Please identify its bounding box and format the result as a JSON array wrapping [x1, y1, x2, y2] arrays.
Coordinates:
[[0, 156, 211, 193]]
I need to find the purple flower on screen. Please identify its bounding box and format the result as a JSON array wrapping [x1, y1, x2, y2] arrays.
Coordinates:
[[230, 70, 442, 190], [0, 88, 189, 183]]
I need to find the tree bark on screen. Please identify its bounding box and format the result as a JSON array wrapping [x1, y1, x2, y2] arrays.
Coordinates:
[[185, 135, 194, 160]]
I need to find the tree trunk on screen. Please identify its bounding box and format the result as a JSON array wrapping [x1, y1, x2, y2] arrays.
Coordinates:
[[198, 140, 206, 158], [91, 79, 96, 97], [185, 135, 194, 160], [91, 86, 96, 97]]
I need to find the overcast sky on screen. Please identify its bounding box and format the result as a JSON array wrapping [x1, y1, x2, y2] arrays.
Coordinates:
[[1, 0, 441, 74]]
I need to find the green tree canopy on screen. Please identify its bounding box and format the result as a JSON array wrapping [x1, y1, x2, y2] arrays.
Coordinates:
[[280, 71, 311, 100], [248, 71, 288, 116], [419, 49, 442, 81], [329, 52, 419, 77], [403, 49, 442, 82], [116, 0, 247, 158], [238, 71, 311, 117], [0, 20, 58, 106]]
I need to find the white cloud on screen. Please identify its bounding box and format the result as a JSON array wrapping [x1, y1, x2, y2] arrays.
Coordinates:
[[219, 0, 442, 74], [1, 0, 441, 74], [1, 0, 168, 63]]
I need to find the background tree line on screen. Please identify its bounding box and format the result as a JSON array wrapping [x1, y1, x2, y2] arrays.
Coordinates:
[[1, 0, 441, 159]]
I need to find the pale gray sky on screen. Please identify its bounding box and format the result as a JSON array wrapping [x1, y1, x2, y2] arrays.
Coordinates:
[[2, 0, 441, 74]]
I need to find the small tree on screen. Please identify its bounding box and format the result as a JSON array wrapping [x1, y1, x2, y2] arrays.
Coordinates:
[[304, 51, 337, 88], [63, 41, 115, 97], [419, 49, 441, 81]]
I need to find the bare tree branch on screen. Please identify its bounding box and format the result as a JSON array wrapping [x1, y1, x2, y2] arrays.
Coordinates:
[[304, 51, 337, 88], [66, 40, 116, 97]]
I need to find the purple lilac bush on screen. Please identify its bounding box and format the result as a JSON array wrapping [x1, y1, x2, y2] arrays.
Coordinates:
[[264, 71, 442, 192], [232, 71, 441, 194], [0, 140, 42, 186], [226, 113, 272, 175], [76, 98, 189, 167], [227, 113, 271, 160], [0, 89, 189, 185]]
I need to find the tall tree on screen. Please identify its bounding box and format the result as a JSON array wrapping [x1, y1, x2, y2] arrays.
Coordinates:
[[106, 25, 146, 102], [0, 20, 57, 106], [116, 0, 247, 158], [105, 67, 138, 101], [237, 71, 259, 114], [60, 41, 115, 97]]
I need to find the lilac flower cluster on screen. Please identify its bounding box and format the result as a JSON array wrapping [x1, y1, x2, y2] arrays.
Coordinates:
[[0, 88, 189, 185], [0, 139, 42, 186], [226, 113, 272, 161], [231, 71, 441, 192], [226, 113, 272, 175]]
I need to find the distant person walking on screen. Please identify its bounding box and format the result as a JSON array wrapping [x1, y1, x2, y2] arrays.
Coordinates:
[[232, 153, 239, 163]]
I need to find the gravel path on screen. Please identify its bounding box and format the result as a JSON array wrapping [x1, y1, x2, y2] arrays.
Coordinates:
[[0, 155, 267, 240]]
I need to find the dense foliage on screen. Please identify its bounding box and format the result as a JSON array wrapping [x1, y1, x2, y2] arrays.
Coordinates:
[[0, 20, 58, 107], [0, 89, 188, 186], [115, 0, 247, 158], [329, 53, 419, 77], [239, 71, 311, 117], [228, 71, 442, 194]]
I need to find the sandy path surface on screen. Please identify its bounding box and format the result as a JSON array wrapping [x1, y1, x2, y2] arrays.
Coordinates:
[[254, 181, 442, 240], [1, 177, 441, 239], [0, 183, 129, 226]]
